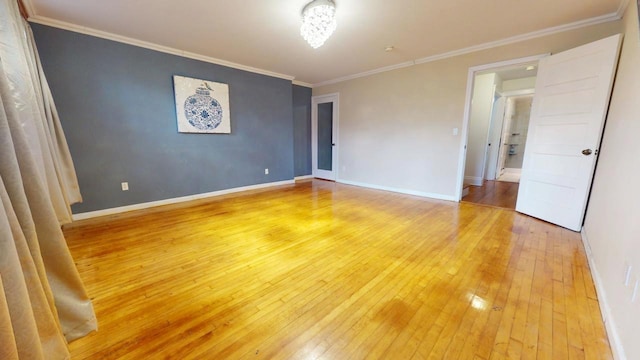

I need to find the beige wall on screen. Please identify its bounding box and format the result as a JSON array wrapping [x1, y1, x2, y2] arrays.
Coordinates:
[[584, 2, 640, 359], [314, 20, 622, 199], [502, 76, 537, 92], [464, 73, 496, 185], [504, 96, 532, 169]]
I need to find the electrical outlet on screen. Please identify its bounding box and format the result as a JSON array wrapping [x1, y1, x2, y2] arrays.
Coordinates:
[[264, 168, 269, 175], [121, 182, 129, 191]]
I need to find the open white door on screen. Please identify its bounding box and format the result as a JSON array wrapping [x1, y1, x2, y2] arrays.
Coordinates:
[[485, 96, 505, 180], [516, 34, 622, 231], [312, 94, 339, 181], [496, 97, 515, 179]]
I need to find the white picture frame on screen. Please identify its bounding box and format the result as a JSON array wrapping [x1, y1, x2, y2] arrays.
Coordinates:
[[173, 75, 231, 133]]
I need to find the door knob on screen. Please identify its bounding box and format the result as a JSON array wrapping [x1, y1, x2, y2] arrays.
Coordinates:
[[582, 149, 593, 156]]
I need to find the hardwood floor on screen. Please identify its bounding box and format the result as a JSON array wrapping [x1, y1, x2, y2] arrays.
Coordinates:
[[462, 180, 519, 210], [63, 180, 612, 359]]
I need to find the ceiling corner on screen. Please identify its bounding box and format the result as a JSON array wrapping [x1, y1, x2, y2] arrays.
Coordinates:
[[21, 0, 36, 18], [616, 0, 631, 18]]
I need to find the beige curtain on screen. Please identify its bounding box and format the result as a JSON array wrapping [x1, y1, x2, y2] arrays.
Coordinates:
[[0, 0, 97, 358]]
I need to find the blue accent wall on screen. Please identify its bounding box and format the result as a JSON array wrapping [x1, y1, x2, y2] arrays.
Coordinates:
[[32, 24, 297, 213], [292, 85, 312, 176]]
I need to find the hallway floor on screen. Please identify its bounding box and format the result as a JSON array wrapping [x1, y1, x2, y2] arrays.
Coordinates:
[[462, 180, 519, 210], [496, 171, 521, 183]]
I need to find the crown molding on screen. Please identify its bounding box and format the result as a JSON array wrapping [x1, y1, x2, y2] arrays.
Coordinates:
[[24, 0, 627, 88], [313, 61, 415, 88], [616, 0, 630, 18], [292, 80, 313, 88], [21, 0, 35, 16], [313, 10, 623, 88], [27, 15, 296, 81], [414, 12, 621, 65]]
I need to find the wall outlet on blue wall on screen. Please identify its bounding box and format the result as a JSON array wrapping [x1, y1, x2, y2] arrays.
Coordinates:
[[265, 168, 269, 175], [31, 24, 300, 213], [121, 182, 129, 191]]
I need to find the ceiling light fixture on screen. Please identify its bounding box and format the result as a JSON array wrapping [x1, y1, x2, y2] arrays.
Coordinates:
[[300, 0, 337, 49]]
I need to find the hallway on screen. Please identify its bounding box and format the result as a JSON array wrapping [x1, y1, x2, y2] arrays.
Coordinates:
[[462, 180, 519, 210]]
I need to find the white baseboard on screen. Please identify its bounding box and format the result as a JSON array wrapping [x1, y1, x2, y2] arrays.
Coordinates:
[[580, 228, 627, 360], [294, 175, 313, 181], [464, 176, 484, 186], [336, 179, 457, 202], [72, 180, 295, 221]]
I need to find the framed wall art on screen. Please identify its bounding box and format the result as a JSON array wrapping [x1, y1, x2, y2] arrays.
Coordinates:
[[173, 75, 231, 133]]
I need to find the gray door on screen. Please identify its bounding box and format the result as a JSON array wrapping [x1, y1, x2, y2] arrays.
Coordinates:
[[312, 94, 339, 180]]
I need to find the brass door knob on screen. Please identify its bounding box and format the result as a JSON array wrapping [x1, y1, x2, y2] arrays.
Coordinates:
[[582, 149, 593, 156]]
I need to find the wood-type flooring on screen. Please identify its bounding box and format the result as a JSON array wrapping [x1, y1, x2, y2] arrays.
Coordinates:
[[64, 180, 611, 359], [462, 180, 519, 210]]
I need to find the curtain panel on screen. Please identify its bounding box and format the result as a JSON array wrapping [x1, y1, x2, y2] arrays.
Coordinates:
[[0, 0, 97, 358]]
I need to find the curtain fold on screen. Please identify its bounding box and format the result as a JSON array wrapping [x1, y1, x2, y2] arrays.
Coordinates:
[[0, 275, 21, 360], [1, 0, 81, 224], [29, 30, 84, 208], [0, 0, 97, 358]]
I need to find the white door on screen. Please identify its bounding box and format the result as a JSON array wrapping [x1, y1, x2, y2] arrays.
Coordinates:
[[312, 94, 339, 180], [485, 96, 506, 180], [496, 97, 515, 178], [516, 34, 622, 231]]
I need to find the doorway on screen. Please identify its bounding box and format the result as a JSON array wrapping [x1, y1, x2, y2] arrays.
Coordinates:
[[495, 94, 533, 183], [311, 93, 339, 181], [458, 35, 621, 230], [460, 58, 540, 209]]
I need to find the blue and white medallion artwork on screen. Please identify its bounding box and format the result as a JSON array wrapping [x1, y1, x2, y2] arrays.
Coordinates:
[[173, 75, 231, 133]]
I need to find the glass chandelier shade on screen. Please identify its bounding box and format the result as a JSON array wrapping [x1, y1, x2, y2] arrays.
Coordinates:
[[300, 0, 337, 49]]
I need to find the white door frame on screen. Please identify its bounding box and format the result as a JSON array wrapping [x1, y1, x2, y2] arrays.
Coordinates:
[[455, 54, 549, 201], [311, 93, 340, 180]]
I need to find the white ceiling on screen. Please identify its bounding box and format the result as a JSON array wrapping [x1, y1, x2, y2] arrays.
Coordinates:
[[24, 0, 624, 86]]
